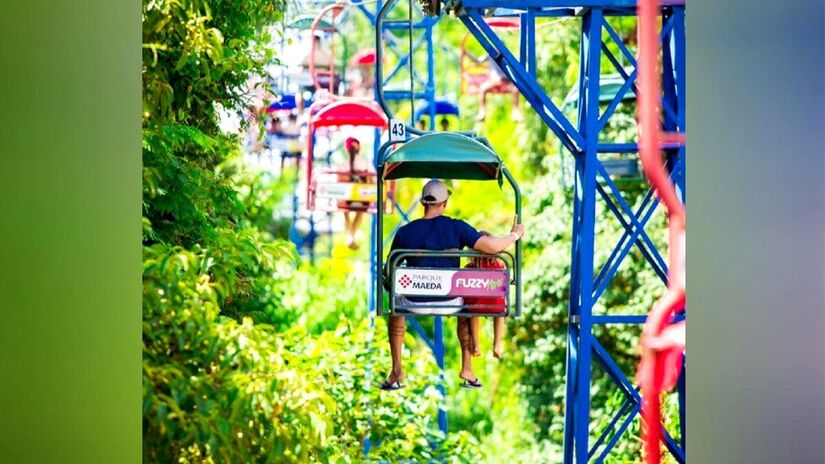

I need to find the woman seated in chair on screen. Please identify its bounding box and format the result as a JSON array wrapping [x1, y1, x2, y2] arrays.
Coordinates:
[[464, 231, 507, 359], [337, 137, 370, 249]]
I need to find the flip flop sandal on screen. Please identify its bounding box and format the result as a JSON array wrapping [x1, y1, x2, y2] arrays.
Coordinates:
[[460, 378, 482, 389], [379, 380, 405, 391]]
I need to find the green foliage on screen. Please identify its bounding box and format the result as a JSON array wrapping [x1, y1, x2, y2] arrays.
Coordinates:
[[143, 246, 333, 463], [143, 245, 478, 463], [142, 0, 283, 127], [143, 125, 245, 246], [265, 261, 366, 332], [142, 1, 485, 462]]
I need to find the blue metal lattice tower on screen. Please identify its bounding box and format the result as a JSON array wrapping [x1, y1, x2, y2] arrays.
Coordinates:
[[430, 1, 687, 462]]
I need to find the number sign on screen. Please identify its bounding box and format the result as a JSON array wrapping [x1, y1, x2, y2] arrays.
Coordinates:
[[389, 119, 406, 142]]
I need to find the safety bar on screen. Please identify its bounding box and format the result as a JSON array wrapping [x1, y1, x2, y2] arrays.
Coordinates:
[[312, 169, 379, 178], [387, 249, 516, 276], [382, 249, 516, 317], [309, 169, 396, 214]]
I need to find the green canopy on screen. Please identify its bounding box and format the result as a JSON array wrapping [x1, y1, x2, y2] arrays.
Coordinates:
[[562, 73, 637, 109], [286, 14, 333, 30], [382, 133, 503, 181]]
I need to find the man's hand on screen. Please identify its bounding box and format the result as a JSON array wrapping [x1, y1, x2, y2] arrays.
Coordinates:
[[510, 216, 525, 239], [474, 217, 526, 254]]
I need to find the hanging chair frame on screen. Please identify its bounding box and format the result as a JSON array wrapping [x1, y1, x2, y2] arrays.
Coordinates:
[[374, 133, 522, 318], [306, 100, 396, 214], [459, 18, 520, 96]]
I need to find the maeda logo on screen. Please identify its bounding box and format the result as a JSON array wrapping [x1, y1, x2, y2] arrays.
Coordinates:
[[395, 270, 451, 296], [412, 281, 442, 290], [410, 273, 443, 290], [318, 183, 350, 199]]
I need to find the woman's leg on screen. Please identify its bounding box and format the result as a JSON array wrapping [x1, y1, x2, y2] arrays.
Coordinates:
[[346, 211, 364, 249], [493, 317, 506, 359], [470, 317, 481, 357], [352, 211, 365, 229], [343, 211, 356, 248], [457, 317, 477, 381], [343, 211, 352, 232]]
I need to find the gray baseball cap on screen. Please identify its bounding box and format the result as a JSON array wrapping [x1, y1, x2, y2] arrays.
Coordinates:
[[420, 180, 451, 204]]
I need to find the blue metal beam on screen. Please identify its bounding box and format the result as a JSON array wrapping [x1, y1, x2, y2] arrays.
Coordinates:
[[567, 9, 604, 461], [599, 18, 681, 127], [382, 90, 433, 100], [591, 157, 683, 308], [597, 141, 682, 152], [407, 318, 436, 352], [382, 19, 438, 30], [596, 402, 640, 462], [592, 313, 686, 324], [589, 397, 634, 459], [593, 171, 669, 287], [382, 33, 429, 88]]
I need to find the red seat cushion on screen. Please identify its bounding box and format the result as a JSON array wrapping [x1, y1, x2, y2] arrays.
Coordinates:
[[464, 257, 507, 314]]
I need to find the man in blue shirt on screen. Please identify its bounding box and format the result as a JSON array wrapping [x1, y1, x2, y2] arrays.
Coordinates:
[[381, 180, 525, 390]]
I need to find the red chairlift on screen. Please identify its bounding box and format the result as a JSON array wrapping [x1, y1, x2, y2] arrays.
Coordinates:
[[347, 48, 381, 97], [306, 100, 396, 214], [348, 48, 377, 67], [459, 17, 520, 96]]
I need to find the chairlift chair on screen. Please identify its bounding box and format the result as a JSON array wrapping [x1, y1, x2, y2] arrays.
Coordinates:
[[286, 14, 334, 31], [459, 18, 520, 96], [278, 14, 338, 93], [309, 3, 351, 96], [347, 48, 379, 97], [560, 74, 642, 188], [306, 100, 397, 214], [413, 99, 460, 131], [376, 132, 522, 318], [264, 95, 305, 173]]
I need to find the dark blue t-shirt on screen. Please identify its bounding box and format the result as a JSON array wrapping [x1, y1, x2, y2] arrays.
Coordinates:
[[390, 215, 482, 268]]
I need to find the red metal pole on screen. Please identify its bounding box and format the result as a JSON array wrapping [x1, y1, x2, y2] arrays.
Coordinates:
[[637, 0, 686, 462]]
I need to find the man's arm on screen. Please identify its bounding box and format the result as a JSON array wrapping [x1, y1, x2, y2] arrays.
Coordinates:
[[473, 220, 525, 254]]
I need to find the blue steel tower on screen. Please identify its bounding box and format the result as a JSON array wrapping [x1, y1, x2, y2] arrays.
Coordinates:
[[419, 1, 686, 462]]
